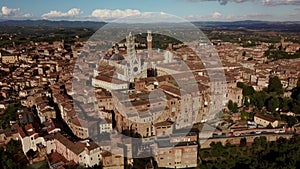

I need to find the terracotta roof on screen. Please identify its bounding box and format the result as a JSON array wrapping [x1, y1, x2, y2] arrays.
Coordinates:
[[54, 133, 85, 155], [94, 75, 127, 84], [154, 121, 174, 127], [18, 124, 38, 138], [18, 127, 26, 138]]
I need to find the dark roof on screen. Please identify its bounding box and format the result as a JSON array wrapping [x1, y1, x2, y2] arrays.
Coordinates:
[[53, 133, 85, 155], [156, 139, 198, 148], [255, 113, 276, 123], [110, 53, 124, 61], [0, 50, 12, 56], [171, 131, 198, 137], [154, 121, 174, 127]]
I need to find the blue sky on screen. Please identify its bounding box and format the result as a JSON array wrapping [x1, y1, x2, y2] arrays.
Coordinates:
[[0, 0, 299, 21]]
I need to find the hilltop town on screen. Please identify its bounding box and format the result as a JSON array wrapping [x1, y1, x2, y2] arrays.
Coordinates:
[[0, 25, 300, 169]]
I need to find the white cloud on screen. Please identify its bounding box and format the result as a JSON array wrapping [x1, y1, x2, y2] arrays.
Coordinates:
[[1, 6, 20, 16], [186, 0, 257, 5], [0, 6, 31, 18], [186, 12, 273, 21], [91, 9, 141, 19], [212, 12, 222, 18], [19, 13, 32, 18], [263, 0, 300, 6], [186, 0, 300, 5], [42, 8, 81, 19]]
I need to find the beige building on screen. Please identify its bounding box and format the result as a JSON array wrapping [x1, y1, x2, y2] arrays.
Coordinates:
[[154, 121, 174, 137], [101, 146, 125, 169], [69, 117, 98, 139], [155, 140, 198, 168], [226, 87, 243, 107], [18, 124, 45, 154], [254, 113, 278, 128], [44, 132, 102, 168], [92, 75, 128, 91], [1, 53, 19, 64]]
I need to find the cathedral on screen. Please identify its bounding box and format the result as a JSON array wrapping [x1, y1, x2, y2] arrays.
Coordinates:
[[94, 31, 176, 90], [109, 31, 153, 83]]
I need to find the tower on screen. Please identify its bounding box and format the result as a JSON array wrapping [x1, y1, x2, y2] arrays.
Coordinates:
[[147, 30, 153, 58], [126, 32, 141, 82]]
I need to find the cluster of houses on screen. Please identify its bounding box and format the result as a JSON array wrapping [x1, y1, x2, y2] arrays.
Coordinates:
[[0, 31, 299, 169]]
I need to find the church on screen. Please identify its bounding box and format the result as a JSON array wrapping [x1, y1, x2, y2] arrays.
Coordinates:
[[92, 31, 176, 91]]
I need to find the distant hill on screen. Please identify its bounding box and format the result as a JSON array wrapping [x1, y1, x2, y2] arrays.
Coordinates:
[[192, 20, 300, 32], [0, 19, 299, 32], [0, 19, 107, 28]]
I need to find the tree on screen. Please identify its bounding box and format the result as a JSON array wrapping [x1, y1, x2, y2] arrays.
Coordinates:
[[244, 96, 251, 107], [210, 142, 224, 157], [6, 159, 17, 169], [240, 138, 247, 147], [232, 103, 238, 114], [252, 91, 268, 110], [227, 100, 234, 112], [0, 103, 22, 129], [5, 140, 19, 154], [291, 82, 300, 114], [241, 111, 253, 120], [253, 136, 267, 148], [243, 85, 255, 96], [297, 78, 300, 88], [291, 84, 300, 100], [284, 116, 297, 127], [237, 82, 255, 96], [237, 82, 244, 89], [242, 51, 246, 56], [280, 97, 292, 112], [266, 96, 280, 112], [268, 76, 283, 94], [227, 100, 238, 113], [26, 149, 36, 159], [292, 101, 300, 114]]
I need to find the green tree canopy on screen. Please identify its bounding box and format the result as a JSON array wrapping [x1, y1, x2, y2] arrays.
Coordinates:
[[266, 96, 280, 112], [237, 82, 255, 96], [268, 76, 283, 94], [227, 100, 234, 111], [252, 91, 268, 110], [227, 100, 238, 113]]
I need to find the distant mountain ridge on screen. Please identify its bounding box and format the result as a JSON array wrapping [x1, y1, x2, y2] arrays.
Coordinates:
[[0, 19, 107, 28], [193, 20, 300, 32], [0, 19, 299, 31]]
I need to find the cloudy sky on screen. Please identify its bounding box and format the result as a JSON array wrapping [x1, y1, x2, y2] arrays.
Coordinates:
[[0, 0, 299, 21]]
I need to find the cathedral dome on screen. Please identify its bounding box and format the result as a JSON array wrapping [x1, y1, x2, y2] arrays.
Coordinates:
[[110, 53, 124, 61]]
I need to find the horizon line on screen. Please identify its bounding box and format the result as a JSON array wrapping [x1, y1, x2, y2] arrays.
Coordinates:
[[0, 19, 300, 23]]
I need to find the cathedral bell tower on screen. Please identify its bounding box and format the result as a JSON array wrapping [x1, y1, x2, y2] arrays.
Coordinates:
[[126, 32, 141, 83], [147, 30, 153, 58]]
